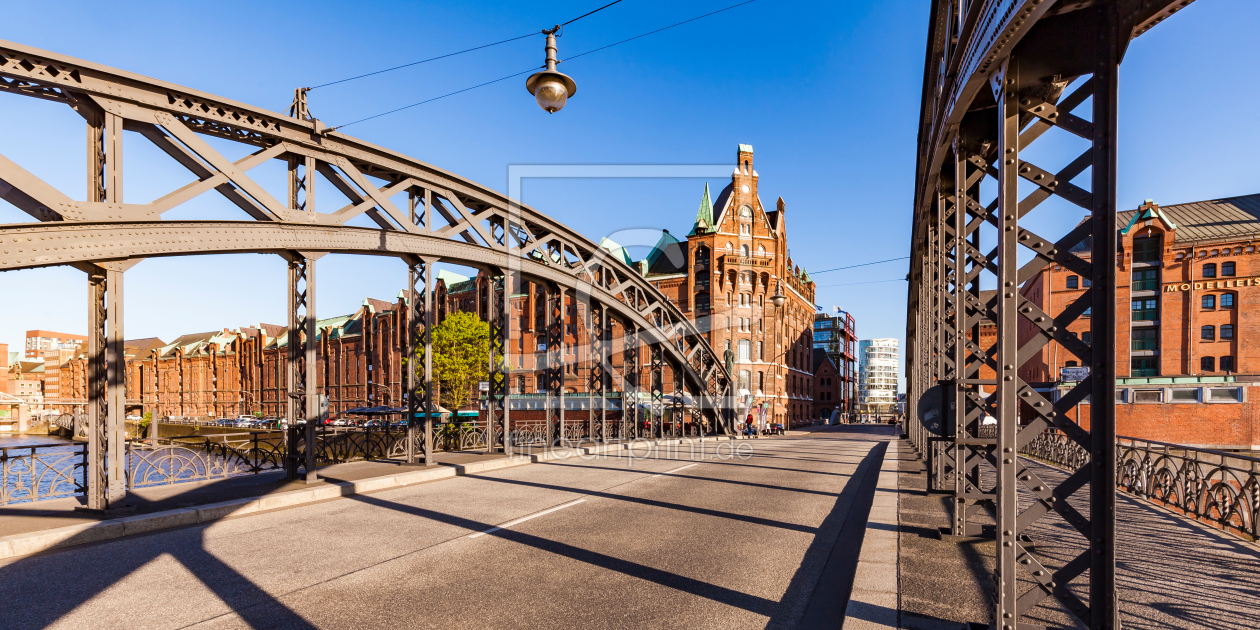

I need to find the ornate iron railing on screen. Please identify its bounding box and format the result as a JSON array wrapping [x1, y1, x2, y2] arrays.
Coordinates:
[[1, 442, 86, 505], [1020, 428, 1260, 541]]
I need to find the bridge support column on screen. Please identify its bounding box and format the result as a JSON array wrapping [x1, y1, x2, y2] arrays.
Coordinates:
[[77, 264, 132, 513], [650, 343, 664, 440], [945, 141, 994, 542], [487, 269, 507, 454], [623, 324, 639, 440], [406, 257, 435, 465], [285, 254, 318, 482], [545, 286, 565, 447]]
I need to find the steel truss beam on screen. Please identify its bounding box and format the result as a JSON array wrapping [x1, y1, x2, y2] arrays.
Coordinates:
[[0, 38, 735, 446], [907, 2, 1162, 628]]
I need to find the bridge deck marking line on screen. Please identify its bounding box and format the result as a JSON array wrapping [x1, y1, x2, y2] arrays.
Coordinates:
[[468, 499, 587, 538], [648, 463, 699, 478]]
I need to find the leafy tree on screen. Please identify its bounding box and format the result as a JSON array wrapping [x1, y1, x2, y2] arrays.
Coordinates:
[[427, 312, 489, 411]]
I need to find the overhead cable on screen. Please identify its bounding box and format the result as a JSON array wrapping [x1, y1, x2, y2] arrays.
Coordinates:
[[562, 0, 758, 63], [809, 256, 909, 275], [308, 32, 539, 91], [563, 0, 626, 26], [816, 278, 908, 288], [327, 0, 761, 130]]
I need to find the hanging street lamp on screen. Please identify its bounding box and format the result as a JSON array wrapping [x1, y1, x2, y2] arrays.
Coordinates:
[[527, 26, 577, 113]]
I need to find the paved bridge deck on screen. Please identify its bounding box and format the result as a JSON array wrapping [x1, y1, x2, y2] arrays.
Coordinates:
[[895, 445, 1260, 629]]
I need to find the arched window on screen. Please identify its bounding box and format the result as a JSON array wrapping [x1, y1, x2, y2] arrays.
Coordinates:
[[758, 244, 766, 255], [1066, 275, 1079, 289], [1221, 293, 1235, 309], [1221, 324, 1235, 340], [1202, 325, 1216, 341], [1201, 356, 1215, 372], [1202, 295, 1216, 309], [738, 339, 750, 361], [1221, 356, 1235, 372], [1222, 261, 1236, 276], [742, 244, 750, 257], [758, 371, 765, 392], [1203, 263, 1217, 278], [725, 242, 733, 252]]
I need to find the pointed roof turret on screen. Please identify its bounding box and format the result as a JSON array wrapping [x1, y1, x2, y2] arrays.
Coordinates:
[[688, 183, 715, 236]]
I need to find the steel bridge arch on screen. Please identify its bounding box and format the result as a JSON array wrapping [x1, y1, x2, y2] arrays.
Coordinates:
[[0, 39, 735, 508], [905, 1, 1199, 629]]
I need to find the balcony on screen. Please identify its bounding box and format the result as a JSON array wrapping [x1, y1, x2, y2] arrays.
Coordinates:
[[720, 254, 773, 268]]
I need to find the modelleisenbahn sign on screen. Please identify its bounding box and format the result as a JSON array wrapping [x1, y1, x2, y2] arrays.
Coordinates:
[[1164, 279, 1260, 292]]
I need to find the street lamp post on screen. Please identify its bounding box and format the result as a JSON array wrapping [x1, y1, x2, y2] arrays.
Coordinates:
[[768, 283, 787, 434]]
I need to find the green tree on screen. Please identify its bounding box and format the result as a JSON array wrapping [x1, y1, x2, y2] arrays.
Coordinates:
[[428, 312, 490, 411]]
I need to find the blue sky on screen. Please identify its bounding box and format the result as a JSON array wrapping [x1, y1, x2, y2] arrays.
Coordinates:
[[1, 0, 1256, 391]]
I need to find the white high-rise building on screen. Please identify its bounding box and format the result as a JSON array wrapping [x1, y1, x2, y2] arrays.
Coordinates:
[[858, 338, 899, 413]]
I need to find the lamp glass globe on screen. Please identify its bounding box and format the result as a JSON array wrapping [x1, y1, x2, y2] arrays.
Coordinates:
[[534, 78, 569, 113]]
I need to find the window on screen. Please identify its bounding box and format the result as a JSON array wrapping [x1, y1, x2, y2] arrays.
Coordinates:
[[1222, 261, 1236, 276], [1221, 324, 1235, 340], [1171, 388, 1200, 402], [757, 341, 764, 361], [1201, 325, 1216, 341], [1133, 388, 1163, 403], [1202, 263, 1217, 278], [1202, 295, 1216, 310], [1220, 356, 1235, 372], [742, 244, 750, 257], [1131, 328, 1158, 351], [1221, 293, 1235, 309], [1082, 331, 1092, 345], [1209, 387, 1241, 402], [1064, 360, 1078, 368], [1133, 236, 1161, 263], [758, 371, 765, 392], [1066, 275, 1079, 289], [1131, 358, 1159, 377], [1132, 299, 1158, 321], [1201, 356, 1216, 372], [1083, 277, 1092, 287], [1132, 269, 1159, 292], [738, 339, 750, 361], [738, 370, 751, 391]]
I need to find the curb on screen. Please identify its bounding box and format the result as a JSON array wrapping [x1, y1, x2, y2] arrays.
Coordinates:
[[842, 438, 902, 629], [0, 436, 732, 561]]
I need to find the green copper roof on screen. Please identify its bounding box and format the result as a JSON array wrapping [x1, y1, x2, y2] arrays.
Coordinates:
[[1120, 204, 1177, 235], [688, 183, 715, 236], [645, 230, 681, 269], [598, 237, 634, 266], [436, 269, 471, 286]]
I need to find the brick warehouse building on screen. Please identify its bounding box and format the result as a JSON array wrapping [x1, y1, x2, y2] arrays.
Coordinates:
[[1004, 194, 1260, 450], [56, 145, 832, 428], [622, 145, 822, 427]]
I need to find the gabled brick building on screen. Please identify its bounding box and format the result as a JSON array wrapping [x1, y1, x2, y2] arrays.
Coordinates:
[[1014, 194, 1260, 449]]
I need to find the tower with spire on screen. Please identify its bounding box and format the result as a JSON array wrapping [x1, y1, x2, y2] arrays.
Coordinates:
[[598, 144, 820, 429]]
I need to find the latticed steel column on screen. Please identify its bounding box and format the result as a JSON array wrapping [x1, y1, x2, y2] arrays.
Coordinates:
[[545, 286, 565, 446], [285, 256, 317, 482], [406, 257, 434, 465], [994, 60, 1023, 626], [672, 367, 683, 439], [948, 141, 995, 540], [650, 343, 664, 439], [487, 271, 508, 453], [624, 324, 639, 439]]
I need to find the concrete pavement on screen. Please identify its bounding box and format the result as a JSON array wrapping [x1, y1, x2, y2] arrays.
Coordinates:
[[0, 426, 898, 630]]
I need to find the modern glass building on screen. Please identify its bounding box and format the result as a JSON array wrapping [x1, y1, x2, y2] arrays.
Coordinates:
[[858, 338, 899, 413]]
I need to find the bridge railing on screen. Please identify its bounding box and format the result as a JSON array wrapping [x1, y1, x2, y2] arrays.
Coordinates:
[[1020, 427, 1260, 542], [0, 442, 86, 505]]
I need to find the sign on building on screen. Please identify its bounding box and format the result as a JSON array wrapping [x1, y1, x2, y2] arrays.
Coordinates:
[[1060, 366, 1090, 382]]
